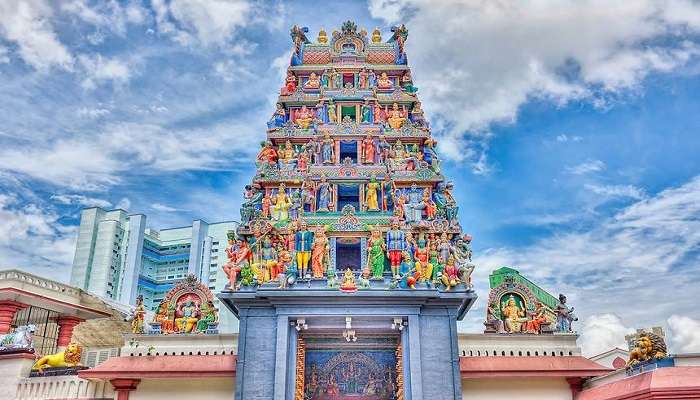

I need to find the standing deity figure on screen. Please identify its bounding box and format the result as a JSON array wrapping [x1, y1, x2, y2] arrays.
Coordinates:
[[403, 184, 426, 224], [321, 133, 335, 164], [304, 72, 321, 90], [301, 177, 316, 213], [281, 70, 297, 95], [365, 176, 380, 211], [452, 234, 474, 288], [373, 101, 385, 125], [273, 246, 292, 282], [320, 69, 330, 88], [267, 103, 286, 129], [556, 294, 577, 333], [223, 234, 240, 289], [381, 174, 396, 212], [387, 103, 407, 130], [226, 239, 250, 290], [501, 295, 527, 333], [329, 68, 341, 89], [259, 237, 278, 283], [297, 151, 309, 174], [421, 188, 436, 220], [368, 69, 377, 88], [327, 100, 337, 123], [131, 295, 146, 334], [295, 220, 314, 278], [315, 100, 327, 124], [272, 183, 292, 223], [433, 182, 457, 222], [290, 189, 303, 221], [361, 99, 372, 123], [261, 192, 272, 218], [422, 138, 440, 172], [386, 219, 406, 277], [367, 228, 386, 278], [295, 105, 314, 129], [377, 72, 393, 89], [377, 135, 390, 163], [362, 133, 375, 164], [437, 232, 451, 263], [240, 184, 264, 223], [428, 242, 441, 282], [358, 68, 369, 89], [316, 174, 333, 212], [311, 228, 329, 278], [413, 234, 432, 282]]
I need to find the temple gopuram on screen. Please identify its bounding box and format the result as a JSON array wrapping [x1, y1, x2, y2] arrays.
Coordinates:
[[2, 20, 699, 400]]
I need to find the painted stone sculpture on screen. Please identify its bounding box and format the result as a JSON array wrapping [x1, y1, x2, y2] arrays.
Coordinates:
[[32, 343, 82, 372]]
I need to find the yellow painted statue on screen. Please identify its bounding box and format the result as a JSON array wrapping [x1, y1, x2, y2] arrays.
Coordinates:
[[501, 295, 528, 333], [175, 300, 200, 333], [32, 342, 82, 372]]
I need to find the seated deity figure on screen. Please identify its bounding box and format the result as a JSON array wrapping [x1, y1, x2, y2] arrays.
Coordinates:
[[525, 302, 549, 334], [295, 105, 314, 129], [175, 300, 200, 333], [501, 295, 528, 333], [317, 28, 328, 44], [256, 141, 278, 167], [401, 71, 418, 94], [421, 188, 437, 220], [303, 72, 321, 90], [371, 27, 382, 43], [271, 183, 292, 223], [387, 103, 407, 130], [267, 103, 286, 129], [277, 140, 297, 170], [403, 184, 426, 224], [316, 174, 333, 212], [321, 133, 335, 164], [281, 71, 296, 95], [440, 256, 460, 290], [377, 72, 394, 89], [362, 133, 375, 164], [195, 300, 218, 333]]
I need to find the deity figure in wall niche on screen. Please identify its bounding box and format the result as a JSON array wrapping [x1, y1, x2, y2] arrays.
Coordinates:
[[272, 183, 292, 223], [315, 100, 327, 124], [321, 133, 335, 164], [330, 68, 341, 89], [175, 300, 199, 333], [367, 228, 386, 278], [525, 302, 549, 334], [256, 141, 278, 167], [401, 71, 418, 94], [295, 106, 314, 129], [301, 177, 316, 213], [387, 103, 407, 130], [437, 232, 451, 263], [361, 99, 372, 123], [240, 184, 264, 223], [267, 103, 286, 129], [403, 184, 426, 224], [311, 228, 329, 278], [421, 188, 436, 220], [368, 69, 377, 88], [320, 69, 330, 88], [316, 174, 333, 212], [259, 237, 278, 283], [386, 219, 406, 277], [290, 189, 303, 220], [278, 140, 297, 170], [377, 135, 390, 163], [440, 256, 460, 290], [381, 174, 396, 213], [377, 72, 393, 89], [501, 295, 527, 333], [358, 68, 369, 89], [362, 133, 375, 163], [373, 101, 386, 125], [365, 176, 380, 211], [281, 70, 297, 95], [327, 100, 337, 123], [422, 138, 440, 172], [297, 151, 309, 174], [305, 137, 320, 165], [428, 242, 440, 282], [295, 220, 314, 278], [304, 72, 321, 90], [413, 234, 432, 283]]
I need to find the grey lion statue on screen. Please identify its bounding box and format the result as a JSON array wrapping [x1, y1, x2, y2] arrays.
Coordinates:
[[0, 324, 36, 352]]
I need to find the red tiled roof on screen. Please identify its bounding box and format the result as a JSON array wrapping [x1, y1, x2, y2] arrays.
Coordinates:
[[460, 356, 612, 378], [576, 367, 700, 400], [78, 355, 236, 379]]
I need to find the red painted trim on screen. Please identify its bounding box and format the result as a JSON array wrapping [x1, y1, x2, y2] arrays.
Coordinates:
[[0, 288, 112, 317], [110, 378, 140, 400], [0, 300, 28, 334], [79, 355, 237, 379], [56, 316, 85, 347], [460, 356, 612, 378], [0, 351, 36, 360]]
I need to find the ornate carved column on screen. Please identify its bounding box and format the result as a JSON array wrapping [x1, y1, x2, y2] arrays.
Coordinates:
[[110, 378, 140, 400], [55, 316, 84, 348], [0, 300, 27, 334]]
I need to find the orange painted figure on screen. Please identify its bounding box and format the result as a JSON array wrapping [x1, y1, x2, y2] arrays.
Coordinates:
[[311, 229, 329, 278], [362, 133, 375, 164], [525, 302, 549, 334]]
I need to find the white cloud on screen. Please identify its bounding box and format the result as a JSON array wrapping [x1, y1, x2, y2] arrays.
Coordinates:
[[0, 0, 73, 71], [153, 0, 252, 46], [556, 134, 582, 143], [115, 197, 131, 211], [78, 54, 132, 90], [567, 160, 606, 175], [0, 194, 76, 278], [0, 45, 9, 64], [471, 175, 700, 345], [668, 315, 700, 353], [584, 183, 647, 200], [151, 202, 182, 212], [61, 0, 147, 36], [368, 0, 700, 164], [51, 194, 112, 208], [77, 106, 110, 119], [579, 314, 635, 356]]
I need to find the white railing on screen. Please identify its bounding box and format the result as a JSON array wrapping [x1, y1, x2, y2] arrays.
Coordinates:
[[15, 376, 114, 400], [0, 270, 82, 296]]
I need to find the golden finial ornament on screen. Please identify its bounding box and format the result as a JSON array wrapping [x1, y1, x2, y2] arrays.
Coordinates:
[[372, 28, 382, 43], [317, 28, 328, 44]]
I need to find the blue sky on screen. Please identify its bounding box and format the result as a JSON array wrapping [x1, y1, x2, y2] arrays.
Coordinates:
[[1, 0, 700, 355]]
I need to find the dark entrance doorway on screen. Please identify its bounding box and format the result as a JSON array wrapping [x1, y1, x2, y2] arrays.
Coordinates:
[[335, 237, 362, 270], [336, 183, 359, 210], [339, 140, 357, 163]]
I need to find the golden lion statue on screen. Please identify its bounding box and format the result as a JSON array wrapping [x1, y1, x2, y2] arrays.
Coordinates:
[[32, 342, 82, 372], [627, 332, 667, 367]]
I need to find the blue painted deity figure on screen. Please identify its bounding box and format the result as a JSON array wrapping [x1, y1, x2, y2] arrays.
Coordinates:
[[240, 184, 263, 223], [556, 294, 577, 333], [315, 100, 328, 123], [403, 184, 426, 224], [433, 182, 457, 222], [382, 175, 395, 212], [386, 219, 406, 277], [316, 174, 333, 212], [321, 133, 334, 164], [294, 221, 314, 278], [290, 189, 302, 220], [267, 103, 286, 129], [360, 100, 372, 123], [398, 252, 418, 289], [368, 69, 377, 88]]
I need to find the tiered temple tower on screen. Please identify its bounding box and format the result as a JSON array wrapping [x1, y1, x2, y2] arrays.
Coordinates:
[[219, 21, 477, 400]]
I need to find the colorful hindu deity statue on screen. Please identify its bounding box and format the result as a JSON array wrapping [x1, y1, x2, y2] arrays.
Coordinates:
[[316, 174, 333, 212], [175, 300, 200, 333], [399, 251, 419, 289], [524, 302, 549, 334], [317, 28, 328, 43], [413, 234, 432, 283], [360, 99, 372, 123], [311, 228, 329, 278], [267, 103, 286, 129], [387, 103, 407, 130], [373, 101, 385, 125], [377, 72, 394, 89], [303, 72, 321, 90], [367, 227, 387, 278], [440, 256, 461, 290], [371, 27, 382, 43], [295, 220, 314, 278], [401, 71, 418, 94], [361, 133, 375, 163], [321, 133, 335, 163], [358, 68, 369, 89], [340, 268, 358, 292], [256, 141, 278, 167], [131, 295, 146, 334], [555, 294, 577, 333], [365, 176, 380, 211], [281, 70, 297, 95], [278, 140, 297, 170], [295, 105, 315, 129], [421, 188, 436, 220], [501, 295, 527, 333], [259, 236, 278, 283], [386, 219, 406, 277], [196, 300, 218, 333]]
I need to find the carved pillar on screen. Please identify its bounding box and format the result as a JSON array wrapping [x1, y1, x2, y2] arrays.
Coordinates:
[[110, 378, 140, 400], [55, 316, 84, 348], [0, 300, 27, 334]]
